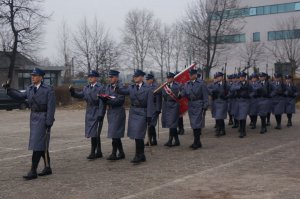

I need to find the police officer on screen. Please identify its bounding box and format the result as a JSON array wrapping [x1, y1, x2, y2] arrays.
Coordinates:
[[271, 73, 286, 130], [230, 74, 240, 129], [181, 69, 209, 149], [162, 72, 181, 147], [256, 72, 272, 134], [284, 75, 298, 127], [145, 73, 162, 146], [116, 70, 154, 164], [2, 68, 56, 180], [248, 73, 260, 129], [227, 74, 234, 125], [230, 72, 250, 138], [209, 72, 229, 137], [99, 70, 126, 161], [69, 70, 104, 160]]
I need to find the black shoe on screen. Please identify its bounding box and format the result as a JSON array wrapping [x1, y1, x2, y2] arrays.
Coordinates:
[[38, 167, 52, 176], [87, 153, 96, 160], [164, 141, 173, 147], [275, 125, 282, 130], [239, 135, 244, 138], [173, 141, 180, 147], [178, 128, 185, 135], [95, 152, 103, 158], [232, 124, 239, 128], [117, 152, 125, 160], [287, 121, 292, 127], [106, 154, 118, 161], [220, 130, 226, 136], [23, 170, 37, 180], [228, 120, 233, 125], [190, 142, 202, 150], [151, 140, 157, 146], [131, 154, 146, 164]]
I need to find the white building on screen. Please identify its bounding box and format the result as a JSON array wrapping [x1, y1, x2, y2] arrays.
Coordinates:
[[211, 0, 300, 76]]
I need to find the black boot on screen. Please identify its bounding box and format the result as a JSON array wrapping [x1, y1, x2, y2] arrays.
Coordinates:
[[267, 113, 271, 126], [152, 126, 158, 146], [220, 120, 226, 136], [117, 139, 125, 160], [24, 151, 41, 180], [251, 115, 257, 129], [107, 139, 118, 161], [164, 129, 173, 147], [260, 116, 267, 134], [239, 120, 246, 138], [249, 116, 254, 127], [38, 151, 52, 176], [87, 138, 97, 160], [232, 119, 239, 128], [173, 128, 180, 146], [131, 139, 146, 164], [287, 114, 292, 127], [228, 114, 233, 125], [215, 120, 221, 137], [275, 114, 282, 130], [190, 129, 202, 150]]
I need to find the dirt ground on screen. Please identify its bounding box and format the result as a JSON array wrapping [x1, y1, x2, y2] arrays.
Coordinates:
[[0, 109, 299, 199]]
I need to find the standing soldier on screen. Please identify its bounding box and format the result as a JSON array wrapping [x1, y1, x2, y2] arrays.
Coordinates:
[[181, 69, 209, 149], [227, 74, 234, 125], [116, 70, 154, 164], [162, 72, 181, 147], [231, 72, 250, 138], [208, 72, 229, 137], [69, 70, 104, 160], [145, 73, 162, 146], [231, 74, 240, 129], [284, 75, 298, 127], [248, 73, 260, 129], [271, 73, 286, 130], [99, 70, 126, 161], [256, 72, 272, 134], [2, 68, 56, 180]]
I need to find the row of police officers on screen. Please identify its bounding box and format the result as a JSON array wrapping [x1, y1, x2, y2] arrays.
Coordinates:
[[2, 67, 298, 180]]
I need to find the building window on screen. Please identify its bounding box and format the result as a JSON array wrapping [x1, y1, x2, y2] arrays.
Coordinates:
[[296, 3, 300, 10], [268, 29, 300, 41], [215, 34, 246, 44], [249, 7, 257, 16], [256, 7, 264, 15], [270, 5, 278, 14], [253, 32, 260, 42], [264, 5, 271, 14]]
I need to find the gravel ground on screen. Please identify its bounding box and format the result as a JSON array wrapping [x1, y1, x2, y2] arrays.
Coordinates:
[[0, 109, 299, 199]]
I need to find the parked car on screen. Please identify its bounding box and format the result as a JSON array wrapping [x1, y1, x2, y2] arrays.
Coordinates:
[[0, 89, 29, 111]]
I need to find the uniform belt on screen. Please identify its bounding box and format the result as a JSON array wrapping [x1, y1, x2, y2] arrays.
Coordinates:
[[131, 104, 147, 108], [31, 108, 47, 112], [31, 104, 47, 112], [188, 98, 203, 101]]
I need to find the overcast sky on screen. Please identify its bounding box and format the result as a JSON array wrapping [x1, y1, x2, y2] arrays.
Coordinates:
[[42, 0, 194, 60]]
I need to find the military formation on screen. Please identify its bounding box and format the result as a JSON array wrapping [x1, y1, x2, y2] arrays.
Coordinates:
[[1, 67, 298, 181]]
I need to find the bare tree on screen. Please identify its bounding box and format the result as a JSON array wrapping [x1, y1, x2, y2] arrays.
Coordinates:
[[239, 41, 265, 71], [73, 17, 93, 73], [122, 9, 158, 71], [171, 22, 185, 72], [182, 0, 242, 78], [266, 16, 300, 75], [0, 0, 49, 81], [150, 22, 172, 82]]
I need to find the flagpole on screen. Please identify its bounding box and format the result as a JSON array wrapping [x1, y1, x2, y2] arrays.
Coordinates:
[[153, 63, 197, 94]]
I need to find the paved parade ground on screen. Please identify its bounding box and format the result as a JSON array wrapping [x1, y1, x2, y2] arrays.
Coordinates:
[[0, 109, 300, 199]]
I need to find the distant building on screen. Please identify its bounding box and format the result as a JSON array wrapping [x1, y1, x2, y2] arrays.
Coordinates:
[[0, 51, 64, 89], [210, 0, 300, 76]]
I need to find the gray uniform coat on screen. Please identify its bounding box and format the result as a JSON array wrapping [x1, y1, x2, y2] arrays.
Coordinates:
[[161, 82, 181, 129], [228, 82, 240, 118], [7, 83, 56, 151], [147, 82, 162, 127], [208, 82, 229, 120], [284, 83, 298, 114], [249, 81, 260, 116], [255, 81, 272, 117], [99, 82, 126, 139], [71, 83, 104, 138], [182, 80, 209, 129], [231, 82, 250, 120], [118, 83, 154, 139], [271, 81, 286, 115]]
